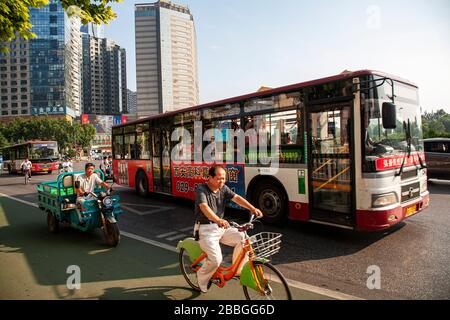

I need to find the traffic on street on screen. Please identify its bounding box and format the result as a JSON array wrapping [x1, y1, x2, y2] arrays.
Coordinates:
[[1, 160, 449, 300]]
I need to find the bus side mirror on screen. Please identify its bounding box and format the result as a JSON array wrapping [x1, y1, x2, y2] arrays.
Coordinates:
[[74, 181, 80, 189], [382, 102, 397, 129]]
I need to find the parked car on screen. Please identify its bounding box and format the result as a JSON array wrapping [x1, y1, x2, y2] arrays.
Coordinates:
[[423, 138, 450, 180]]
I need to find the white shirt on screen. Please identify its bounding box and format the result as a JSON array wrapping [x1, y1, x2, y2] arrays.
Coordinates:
[[76, 173, 103, 194], [62, 161, 72, 168], [21, 161, 32, 170]]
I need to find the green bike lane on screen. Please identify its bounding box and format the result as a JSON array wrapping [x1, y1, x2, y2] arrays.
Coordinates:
[[0, 196, 333, 300]]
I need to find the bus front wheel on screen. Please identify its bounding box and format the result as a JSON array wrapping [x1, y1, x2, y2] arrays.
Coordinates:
[[253, 182, 287, 224], [136, 171, 149, 197]]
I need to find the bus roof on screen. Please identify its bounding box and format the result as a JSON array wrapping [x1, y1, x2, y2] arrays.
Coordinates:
[[116, 69, 418, 128], [2, 140, 57, 149]]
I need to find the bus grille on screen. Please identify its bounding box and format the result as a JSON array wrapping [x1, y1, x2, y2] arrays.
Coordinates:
[[401, 182, 420, 203], [401, 169, 418, 181]]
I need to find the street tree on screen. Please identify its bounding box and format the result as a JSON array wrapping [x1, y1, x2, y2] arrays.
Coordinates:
[[0, 0, 122, 52]]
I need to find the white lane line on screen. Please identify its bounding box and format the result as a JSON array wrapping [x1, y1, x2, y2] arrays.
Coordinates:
[[121, 205, 147, 216], [156, 231, 179, 238], [179, 226, 194, 232], [121, 231, 178, 253], [0, 192, 39, 208], [166, 233, 189, 241], [0, 191, 364, 300], [285, 279, 364, 300]]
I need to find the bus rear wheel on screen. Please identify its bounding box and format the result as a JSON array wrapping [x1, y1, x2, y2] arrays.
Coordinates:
[[136, 171, 149, 197], [253, 182, 287, 224]]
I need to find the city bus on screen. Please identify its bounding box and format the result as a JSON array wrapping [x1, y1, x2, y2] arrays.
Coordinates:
[[112, 70, 429, 232], [1, 140, 60, 174]]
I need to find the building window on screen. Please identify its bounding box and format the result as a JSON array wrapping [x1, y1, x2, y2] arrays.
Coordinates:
[[50, 3, 57, 11], [1, 103, 7, 108], [11, 103, 18, 108], [1, 111, 8, 115], [50, 27, 58, 35], [21, 110, 28, 114], [21, 102, 28, 107], [11, 110, 18, 115], [50, 15, 57, 24]]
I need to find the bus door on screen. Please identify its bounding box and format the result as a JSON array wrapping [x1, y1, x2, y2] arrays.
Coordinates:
[[161, 128, 172, 194], [307, 101, 354, 227], [151, 128, 172, 194], [151, 129, 162, 192]]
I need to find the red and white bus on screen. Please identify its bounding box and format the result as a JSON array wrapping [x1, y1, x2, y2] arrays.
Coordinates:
[[112, 70, 429, 232], [1, 140, 60, 174]]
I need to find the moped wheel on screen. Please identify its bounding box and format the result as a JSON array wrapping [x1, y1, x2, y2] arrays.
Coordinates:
[[243, 261, 292, 300], [179, 248, 201, 292], [47, 212, 59, 234], [104, 222, 120, 247]]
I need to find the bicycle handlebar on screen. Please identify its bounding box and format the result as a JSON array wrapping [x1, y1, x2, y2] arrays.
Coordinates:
[[230, 214, 259, 232]]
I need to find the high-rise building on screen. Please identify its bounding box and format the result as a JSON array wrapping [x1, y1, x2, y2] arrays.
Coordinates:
[[0, 0, 81, 121], [81, 32, 128, 115], [127, 89, 137, 114], [135, 0, 199, 118]]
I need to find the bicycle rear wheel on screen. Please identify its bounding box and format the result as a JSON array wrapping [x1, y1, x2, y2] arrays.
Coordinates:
[[179, 248, 201, 292], [243, 261, 292, 300]]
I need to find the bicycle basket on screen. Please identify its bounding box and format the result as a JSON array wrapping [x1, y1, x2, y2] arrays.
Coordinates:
[[247, 232, 282, 259]]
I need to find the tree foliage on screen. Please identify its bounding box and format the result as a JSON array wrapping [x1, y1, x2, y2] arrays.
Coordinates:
[[422, 109, 450, 139], [0, 0, 122, 52], [0, 117, 96, 154]]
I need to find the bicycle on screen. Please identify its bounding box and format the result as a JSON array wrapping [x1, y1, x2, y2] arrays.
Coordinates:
[[177, 215, 292, 300], [23, 169, 31, 185]]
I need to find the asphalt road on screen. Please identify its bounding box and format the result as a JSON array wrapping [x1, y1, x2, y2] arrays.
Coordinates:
[[0, 161, 449, 300]]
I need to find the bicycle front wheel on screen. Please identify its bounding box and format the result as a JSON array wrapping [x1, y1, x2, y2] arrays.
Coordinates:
[[243, 261, 292, 300], [179, 248, 201, 292]]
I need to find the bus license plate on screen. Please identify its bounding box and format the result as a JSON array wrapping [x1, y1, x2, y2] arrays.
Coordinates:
[[406, 206, 417, 217], [42, 168, 48, 171]]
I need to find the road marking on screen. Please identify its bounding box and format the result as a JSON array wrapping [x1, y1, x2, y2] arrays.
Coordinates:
[[0, 191, 365, 301], [0, 192, 39, 208], [179, 226, 194, 232], [166, 233, 189, 241], [285, 278, 364, 300], [122, 204, 175, 216], [121, 231, 178, 253], [156, 231, 179, 238]]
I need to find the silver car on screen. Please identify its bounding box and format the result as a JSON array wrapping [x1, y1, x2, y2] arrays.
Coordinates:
[[423, 138, 450, 180]]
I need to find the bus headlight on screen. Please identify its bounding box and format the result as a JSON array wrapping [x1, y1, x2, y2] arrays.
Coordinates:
[[372, 193, 398, 208]]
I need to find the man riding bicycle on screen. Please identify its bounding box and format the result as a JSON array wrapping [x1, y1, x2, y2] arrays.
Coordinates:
[[195, 165, 263, 293], [20, 158, 32, 180]]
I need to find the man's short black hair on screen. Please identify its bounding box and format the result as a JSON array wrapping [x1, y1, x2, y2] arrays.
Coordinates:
[[85, 162, 95, 170], [209, 165, 226, 178]]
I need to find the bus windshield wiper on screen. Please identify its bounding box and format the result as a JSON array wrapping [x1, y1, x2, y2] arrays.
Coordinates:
[[395, 120, 412, 177]]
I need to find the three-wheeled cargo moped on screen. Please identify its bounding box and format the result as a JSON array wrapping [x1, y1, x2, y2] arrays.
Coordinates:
[[36, 170, 124, 246]]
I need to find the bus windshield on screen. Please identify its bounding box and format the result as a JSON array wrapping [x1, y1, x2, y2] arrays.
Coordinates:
[[29, 143, 59, 160], [363, 80, 423, 170]]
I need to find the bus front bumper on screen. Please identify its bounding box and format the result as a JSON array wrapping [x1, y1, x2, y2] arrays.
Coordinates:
[[356, 192, 430, 232]]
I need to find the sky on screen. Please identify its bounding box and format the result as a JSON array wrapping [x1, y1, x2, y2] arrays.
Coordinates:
[[104, 0, 450, 113]]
